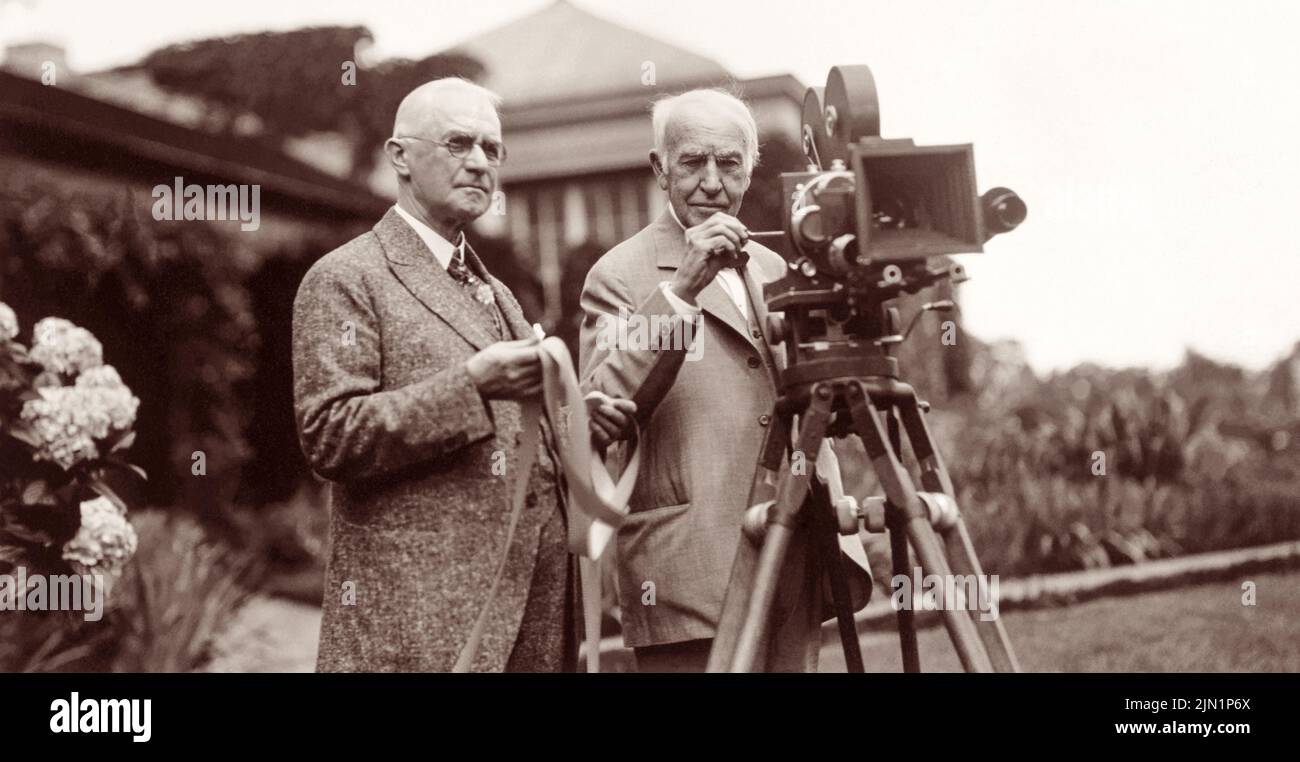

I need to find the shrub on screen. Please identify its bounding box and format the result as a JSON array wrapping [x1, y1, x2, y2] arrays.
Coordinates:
[[0, 510, 259, 672]]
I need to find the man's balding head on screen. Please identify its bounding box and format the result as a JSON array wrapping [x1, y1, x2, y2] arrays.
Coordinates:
[[391, 78, 502, 140], [649, 88, 758, 227], [384, 78, 505, 240], [652, 89, 759, 175]]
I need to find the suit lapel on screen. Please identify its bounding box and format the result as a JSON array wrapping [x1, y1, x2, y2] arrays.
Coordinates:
[[465, 241, 531, 341], [742, 248, 789, 351], [742, 252, 788, 379], [375, 208, 496, 351], [696, 280, 750, 340], [741, 260, 769, 340], [650, 209, 752, 344]]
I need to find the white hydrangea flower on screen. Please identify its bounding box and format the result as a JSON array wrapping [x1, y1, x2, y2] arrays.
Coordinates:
[[76, 365, 124, 389], [62, 496, 138, 577], [29, 317, 103, 376], [76, 365, 140, 432], [0, 302, 17, 342], [21, 388, 100, 468], [20, 372, 139, 469]]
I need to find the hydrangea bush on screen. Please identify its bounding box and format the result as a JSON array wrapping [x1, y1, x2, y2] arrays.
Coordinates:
[[0, 304, 143, 590]]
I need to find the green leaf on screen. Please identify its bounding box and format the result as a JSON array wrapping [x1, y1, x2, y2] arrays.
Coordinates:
[[2, 522, 53, 546], [100, 456, 148, 482], [52, 479, 80, 503], [109, 430, 137, 453], [88, 477, 129, 513], [7, 426, 40, 449], [20, 480, 54, 506]]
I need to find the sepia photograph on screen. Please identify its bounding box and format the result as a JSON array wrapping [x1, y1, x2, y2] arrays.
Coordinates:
[[0, 0, 1297, 741]]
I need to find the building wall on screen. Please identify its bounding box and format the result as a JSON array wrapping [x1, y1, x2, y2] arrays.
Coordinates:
[[474, 168, 662, 324]]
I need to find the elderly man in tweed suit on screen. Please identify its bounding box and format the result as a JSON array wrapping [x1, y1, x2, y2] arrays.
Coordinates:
[[293, 78, 631, 672], [579, 90, 870, 672]]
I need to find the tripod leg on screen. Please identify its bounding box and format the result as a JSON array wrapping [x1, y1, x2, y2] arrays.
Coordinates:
[[707, 522, 763, 672], [887, 511, 921, 672], [729, 386, 835, 672], [884, 408, 921, 672], [731, 521, 798, 671], [809, 481, 865, 673], [942, 519, 1022, 673], [707, 408, 791, 672], [897, 397, 1022, 673], [846, 383, 994, 673]]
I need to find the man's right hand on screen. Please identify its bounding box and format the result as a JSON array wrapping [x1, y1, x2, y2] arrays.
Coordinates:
[[465, 338, 543, 400], [669, 212, 749, 305]]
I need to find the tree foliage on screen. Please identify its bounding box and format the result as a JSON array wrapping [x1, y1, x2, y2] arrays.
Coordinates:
[[139, 26, 484, 182]]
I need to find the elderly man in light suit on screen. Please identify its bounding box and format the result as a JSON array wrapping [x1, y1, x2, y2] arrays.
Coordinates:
[[293, 78, 631, 672], [579, 90, 869, 672]]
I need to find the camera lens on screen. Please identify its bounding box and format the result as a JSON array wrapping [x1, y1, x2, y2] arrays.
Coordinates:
[[981, 188, 1027, 236]]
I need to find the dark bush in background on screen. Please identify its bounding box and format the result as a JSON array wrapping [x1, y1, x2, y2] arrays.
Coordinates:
[[0, 167, 363, 512]]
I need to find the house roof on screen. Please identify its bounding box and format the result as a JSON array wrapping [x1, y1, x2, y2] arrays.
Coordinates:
[[497, 73, 807, 183], [0, 69, 389, 220], [450, 0, 732, 108], [443, 2, 806, 183]]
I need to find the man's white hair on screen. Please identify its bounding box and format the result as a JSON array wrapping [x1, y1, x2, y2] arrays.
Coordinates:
[[651, 88, 760, 174], [391, 77, 503, 139]]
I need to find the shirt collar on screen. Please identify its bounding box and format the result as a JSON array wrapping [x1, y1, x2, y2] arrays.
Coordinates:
[[392, 203, 464, 270], [666, 202, 687, 231]]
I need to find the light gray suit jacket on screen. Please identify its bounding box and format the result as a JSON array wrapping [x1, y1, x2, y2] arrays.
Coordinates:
[[578, 209, 793, 647], [292, 208, 565, 672]]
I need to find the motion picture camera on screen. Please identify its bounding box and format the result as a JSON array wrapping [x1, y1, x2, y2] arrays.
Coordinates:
[[761, 65, 1027, 384]]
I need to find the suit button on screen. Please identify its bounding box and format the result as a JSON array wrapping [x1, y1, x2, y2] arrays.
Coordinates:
[[758, 414, 771, 426], [751, 328, 762, 340], [747, 356, 761, 369]]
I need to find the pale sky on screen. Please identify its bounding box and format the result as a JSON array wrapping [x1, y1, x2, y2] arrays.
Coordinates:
[[4, 0, 1298, 374]]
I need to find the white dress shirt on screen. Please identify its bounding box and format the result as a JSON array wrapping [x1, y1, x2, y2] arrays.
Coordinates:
[[392, 203, 464, 270], [660, 205, 750, 320]]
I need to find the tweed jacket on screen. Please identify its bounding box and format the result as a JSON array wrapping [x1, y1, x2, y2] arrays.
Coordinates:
[[292, 208, 564, 672]]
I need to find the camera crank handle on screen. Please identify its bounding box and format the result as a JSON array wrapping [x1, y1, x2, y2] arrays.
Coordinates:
[[901, 299, 959, 341]]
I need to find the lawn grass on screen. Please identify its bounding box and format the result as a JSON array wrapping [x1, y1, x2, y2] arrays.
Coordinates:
[[204, 572, 1299, 673], [820, 571, 1300, 672]]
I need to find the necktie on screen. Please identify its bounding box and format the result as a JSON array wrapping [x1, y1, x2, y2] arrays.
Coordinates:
[[446, 248, 502, 337], [447, 245, 563, 502]]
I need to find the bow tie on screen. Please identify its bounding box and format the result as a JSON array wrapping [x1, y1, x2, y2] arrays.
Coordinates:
[[725, 250, 750, 271]]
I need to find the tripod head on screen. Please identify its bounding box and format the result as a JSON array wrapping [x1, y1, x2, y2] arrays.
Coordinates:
[[755, 65, 1027, 391]]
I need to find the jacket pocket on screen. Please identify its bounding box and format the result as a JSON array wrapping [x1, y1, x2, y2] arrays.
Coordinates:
[[625, 500, 690, 523]]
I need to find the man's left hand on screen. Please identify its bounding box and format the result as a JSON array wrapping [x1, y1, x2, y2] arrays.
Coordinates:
[[585, 390, 636, 449]]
